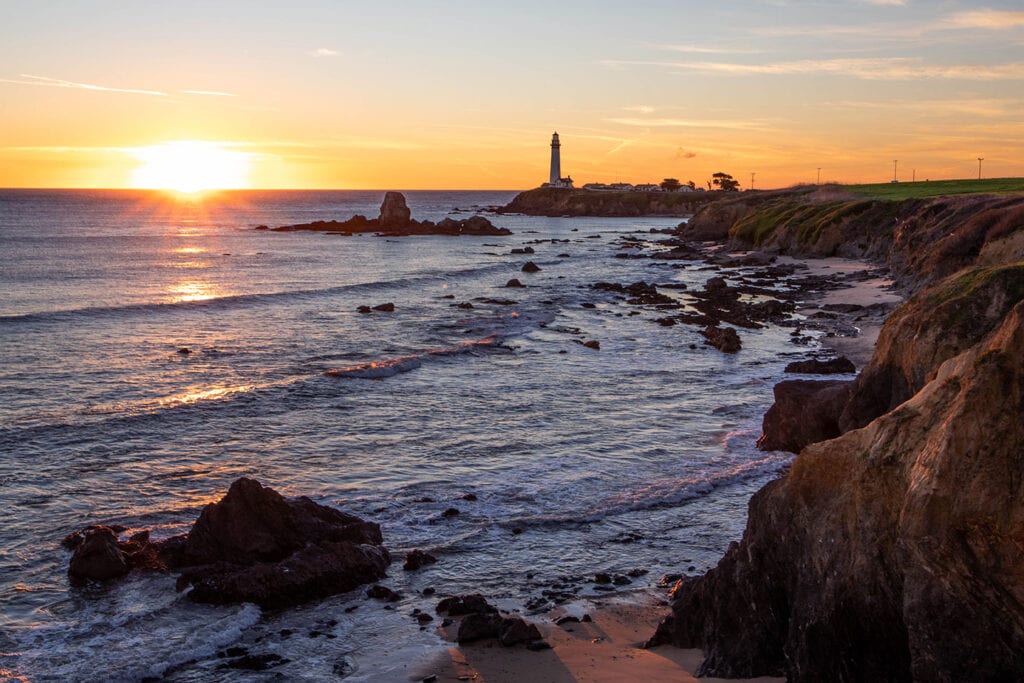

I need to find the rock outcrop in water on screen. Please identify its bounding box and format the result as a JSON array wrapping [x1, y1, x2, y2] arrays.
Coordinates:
[[270, 192, 511, 236], [64, 478, 391, 608], [651, 190, 1024, 680]]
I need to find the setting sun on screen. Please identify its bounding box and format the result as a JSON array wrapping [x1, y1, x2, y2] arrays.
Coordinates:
[[131, 141, 251, 193]]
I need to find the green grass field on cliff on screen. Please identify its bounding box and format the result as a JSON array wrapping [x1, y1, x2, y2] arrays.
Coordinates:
[[843, 177, 1024, 200]]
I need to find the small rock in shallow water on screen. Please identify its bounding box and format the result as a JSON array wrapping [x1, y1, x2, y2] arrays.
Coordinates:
[[403, 549, 438, 571], [442, 507, 460, 518], [522, 261, 541, 273], [366, 585, 402, 602]]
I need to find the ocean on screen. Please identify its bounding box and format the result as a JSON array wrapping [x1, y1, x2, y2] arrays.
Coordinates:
[[0, 189, 800, 681]]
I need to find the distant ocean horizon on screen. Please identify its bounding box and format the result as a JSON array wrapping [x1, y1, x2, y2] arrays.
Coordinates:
[[0, 189, 798, 681]]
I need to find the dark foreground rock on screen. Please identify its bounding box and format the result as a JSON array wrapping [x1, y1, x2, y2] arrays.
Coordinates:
[[271, 192, 511, 237], [651, 298, 1024, 681], [784, 356, 856, 374], [756, 379, 853, 454], [65, 478, 390, 608]]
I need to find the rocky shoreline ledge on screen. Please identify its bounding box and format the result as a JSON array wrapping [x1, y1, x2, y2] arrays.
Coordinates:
[[497, 186, 721, 217], [259, 191, 511, 237]]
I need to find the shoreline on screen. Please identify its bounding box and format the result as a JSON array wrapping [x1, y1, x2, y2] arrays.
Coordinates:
[[410, 592, 784, 683], [397, 247, 903, 682]]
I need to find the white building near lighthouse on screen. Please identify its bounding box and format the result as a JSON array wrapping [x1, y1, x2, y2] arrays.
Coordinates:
[[542, 132, 574, 189]]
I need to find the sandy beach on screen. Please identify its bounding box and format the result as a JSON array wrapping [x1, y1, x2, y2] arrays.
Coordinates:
[[411, 592, 784, 683]]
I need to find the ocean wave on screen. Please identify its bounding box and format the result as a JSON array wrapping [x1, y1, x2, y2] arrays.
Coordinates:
[[501, 453, 791, 530], [324, 336, 503, 379], [0, 262, 516, 325]]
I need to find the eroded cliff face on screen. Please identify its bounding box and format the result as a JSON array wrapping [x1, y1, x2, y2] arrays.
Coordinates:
[[651, 294, 1024, 681]]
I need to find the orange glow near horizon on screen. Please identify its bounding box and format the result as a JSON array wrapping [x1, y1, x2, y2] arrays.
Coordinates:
[[131, 142, 252, 193]]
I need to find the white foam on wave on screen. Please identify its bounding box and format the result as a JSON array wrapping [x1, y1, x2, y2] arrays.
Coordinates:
[[6, 576, 261, 682]]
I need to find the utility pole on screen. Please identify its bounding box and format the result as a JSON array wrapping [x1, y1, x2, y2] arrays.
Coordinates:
[[750, 172, 755, 191], [912, 169, 916, 183], [817, 167, 821, 185], [893, 159, 898, 182], [978, 157, 984, 180]]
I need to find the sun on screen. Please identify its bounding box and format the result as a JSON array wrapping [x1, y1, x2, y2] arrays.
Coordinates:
[[131, 141, 252, 193]]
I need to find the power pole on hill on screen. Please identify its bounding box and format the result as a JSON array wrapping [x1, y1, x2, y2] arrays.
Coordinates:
[[750, 172, 755, 191], [893, 159, 898, 182], [817, 168, 821, 185], [978, 157, 984, 180]]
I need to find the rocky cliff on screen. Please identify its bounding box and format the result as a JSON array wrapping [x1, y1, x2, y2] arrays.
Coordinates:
[[652, 191, 1024, 680], [498, 187, 719, 217]]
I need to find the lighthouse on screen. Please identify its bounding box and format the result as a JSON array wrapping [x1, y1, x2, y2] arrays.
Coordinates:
[[544, 132, 574, 188], [550, 132, 562, 185]]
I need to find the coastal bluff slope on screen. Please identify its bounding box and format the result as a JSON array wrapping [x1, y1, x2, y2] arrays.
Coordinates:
[[651, 189, 1024, 680]]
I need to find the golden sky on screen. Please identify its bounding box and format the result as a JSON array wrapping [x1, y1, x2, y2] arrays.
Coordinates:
[[1, 1, 1022, 190]]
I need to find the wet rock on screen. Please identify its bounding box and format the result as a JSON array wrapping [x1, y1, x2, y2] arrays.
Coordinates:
[[461, 493, 478, 501], [499, 617, 542, 646], [67, 526, 129, 583], [701, 325, 741, 353], [372, 302, 395, 312], [555, 615, 580, 625], [784, 357, 856, 375], [357, 306, 372, 314], [757, 379, 853, 453], [593, 572, 612, 584], [441, 507, 460, 518], [511, 246, 535, 254], [505, 278, 525, 288], [158, 478, 391, 608], [582, 340, 600, 350], [403, 549, 438, 571], [521, 261, 541, 273], [436, 594, 498, 616], [378, 191, 412, 232], [457, 613, 503, 643], [367, 585, 402, 602]]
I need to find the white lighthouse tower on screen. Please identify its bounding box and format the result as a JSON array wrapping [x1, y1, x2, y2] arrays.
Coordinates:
[[544, 132, 573, 188]]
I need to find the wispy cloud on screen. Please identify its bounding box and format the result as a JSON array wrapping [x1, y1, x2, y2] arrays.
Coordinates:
[[938, 10, 1024, 30], [308, 48, 339, 57], [606, 117, 770, 131], [623, 105, 656, 114], [864, 0, 906, 6], [180, 89, 236, 97], [0, 74, 167, 96], [674, 148, 698, 160], [604, 58, 1024, 81], [659, 44, 762, 55]]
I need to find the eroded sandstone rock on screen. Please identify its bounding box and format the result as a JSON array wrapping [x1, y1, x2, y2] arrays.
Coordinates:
[[651, 299, 1024, 681]]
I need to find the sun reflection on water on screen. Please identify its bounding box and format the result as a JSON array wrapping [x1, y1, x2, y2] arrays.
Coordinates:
[[168, 282, 217, 302]]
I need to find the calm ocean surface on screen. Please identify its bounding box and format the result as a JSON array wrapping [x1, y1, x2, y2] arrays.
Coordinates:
[[0, 189, 801, 681]]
